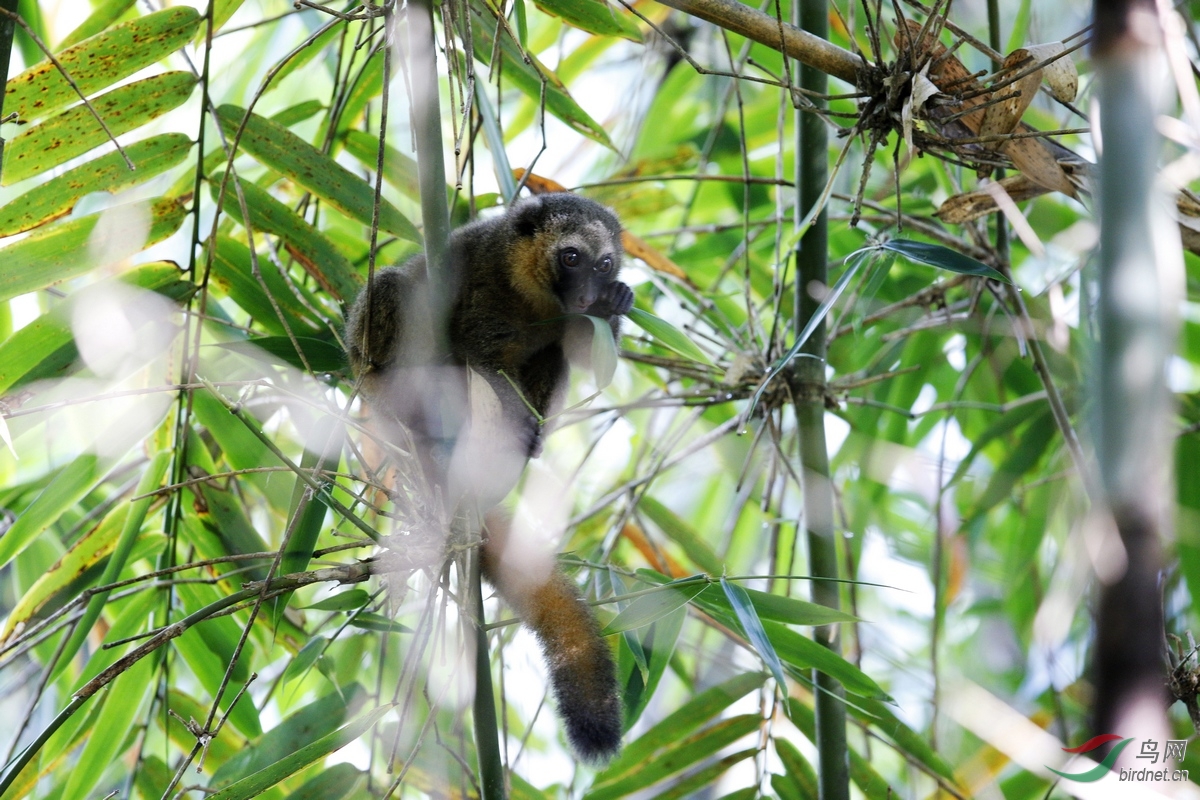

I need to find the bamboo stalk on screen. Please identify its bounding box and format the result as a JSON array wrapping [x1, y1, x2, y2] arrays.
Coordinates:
[[793, 1, 849, 798], [1089, 0, 1173, 747]]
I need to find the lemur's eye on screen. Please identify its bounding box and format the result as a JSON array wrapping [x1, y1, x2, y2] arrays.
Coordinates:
[[559, 248, 580, 268], [597, 256, 613, 273]]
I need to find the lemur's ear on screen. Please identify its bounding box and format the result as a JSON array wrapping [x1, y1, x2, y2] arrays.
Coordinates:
[[511, 196, 546, 238]]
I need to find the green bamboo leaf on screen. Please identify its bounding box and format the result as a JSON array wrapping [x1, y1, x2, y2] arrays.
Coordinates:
[[0, 454, 108, 574], [0, 503, 129, 643], [341, 129, 420, 199], [947, 400, 1048, 488], [172, 583, 262, 737], [215, 105, 421, 243], [270, 23, 341, 85], [775, 738, 819, 800], [5, 8, 200, 123], [209, 685, 367, 786], [206, 236, 324, 336], [281, 636, 327, 687], [288, 764, 365, 800], [473, 81, 517, 202], [0, 262, 191, 395], [305, 589, 370, 611], [209, 0, 247, 34], [61, 649, 155, 800], [0, 134, 193, 236], [279, 415, 341, 577], [2, 72, 198, 185], [51, 450, 171, 680], [638, 495, 722, 574], [587, 314, 619, 389], [602, 579, 707, 635], [271, 99, 326, 127], [215, 335, 347, 374], [208, 704, 391, 799], [348, 612, 413, 634], [877, 239, 1008, 282], [721, 576, 787, 689], [964, 408, 1057, 525], [596, 672, 766, 785], [677, 574, 889, 699], [328, 51, 381, 140], [851, 697, 961, 785], [620, 603, 685, 728], [533, 0, 641, 40], [0, 196, 189, 302], [648, 749, 758, 800], [57, 0, 137, 50], [626, 308, 711, 364], [764, 620, 889, 700], [210, 171, 363, 302], [738, 586, 859, 626], [470, 8, 615, 150], [587, 715, 760, 800]]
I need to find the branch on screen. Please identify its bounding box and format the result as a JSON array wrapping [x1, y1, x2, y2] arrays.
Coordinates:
[[654, 0, 866, 85]]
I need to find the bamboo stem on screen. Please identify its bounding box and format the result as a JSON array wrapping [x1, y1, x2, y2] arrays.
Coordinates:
[[794, 1, 849, 798]]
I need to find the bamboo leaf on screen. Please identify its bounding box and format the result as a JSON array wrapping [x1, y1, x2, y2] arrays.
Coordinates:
[[206, 236, 324, 337], [57, 0, 137, 50], [215, 336, 346, 373], [288, 764, 365, 800], [270, 99, 327, 127], [215, 105, 421, 243], [279, 414, 341, 577], [775, 738, 819, 799], [587, 715, 760, 800], [0, 262, 191, 395], [5, 8, 200, 123], [61, 651, 155, 800], [281, 636, 327, 687], [341, 129, 420, 199], [210, 171, 362, 302], [1, 503, 129, 643], [721, 576, 787, 689], [208, 704, 391, 798], [648, 749, 758, 799], [533, 0, 641, 41], [0, 454, 108, 574], [603, 579, 707, 635], [470, 6, 615, 150], [620, 604, 685, 729], [3, 71, 197, 185], [738, 586, 860, 626], [638, 496, 723, 574], [305, 590, 370, 611], [587, 314, 619, 389], [877, 239, 1008, 282], [0, 134, 193, 236], [209, 684, 367, 786], [50, 450, 171, 680], [0, 196, 189, 302], [596, 672, 766, 785], [626, 308, 711, 364]]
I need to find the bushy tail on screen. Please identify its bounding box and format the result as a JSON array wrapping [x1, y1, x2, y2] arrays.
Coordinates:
[[480, 512, 623, 763]]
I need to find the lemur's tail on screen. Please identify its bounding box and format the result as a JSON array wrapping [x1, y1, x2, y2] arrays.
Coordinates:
[[480, 510, 623, 763]]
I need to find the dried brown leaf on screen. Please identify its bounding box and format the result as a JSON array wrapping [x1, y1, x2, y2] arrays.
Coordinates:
[[936, 175, 1051, 223]]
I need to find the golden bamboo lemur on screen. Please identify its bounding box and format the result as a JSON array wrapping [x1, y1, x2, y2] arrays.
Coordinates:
[[345, 192, 631, 763]]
